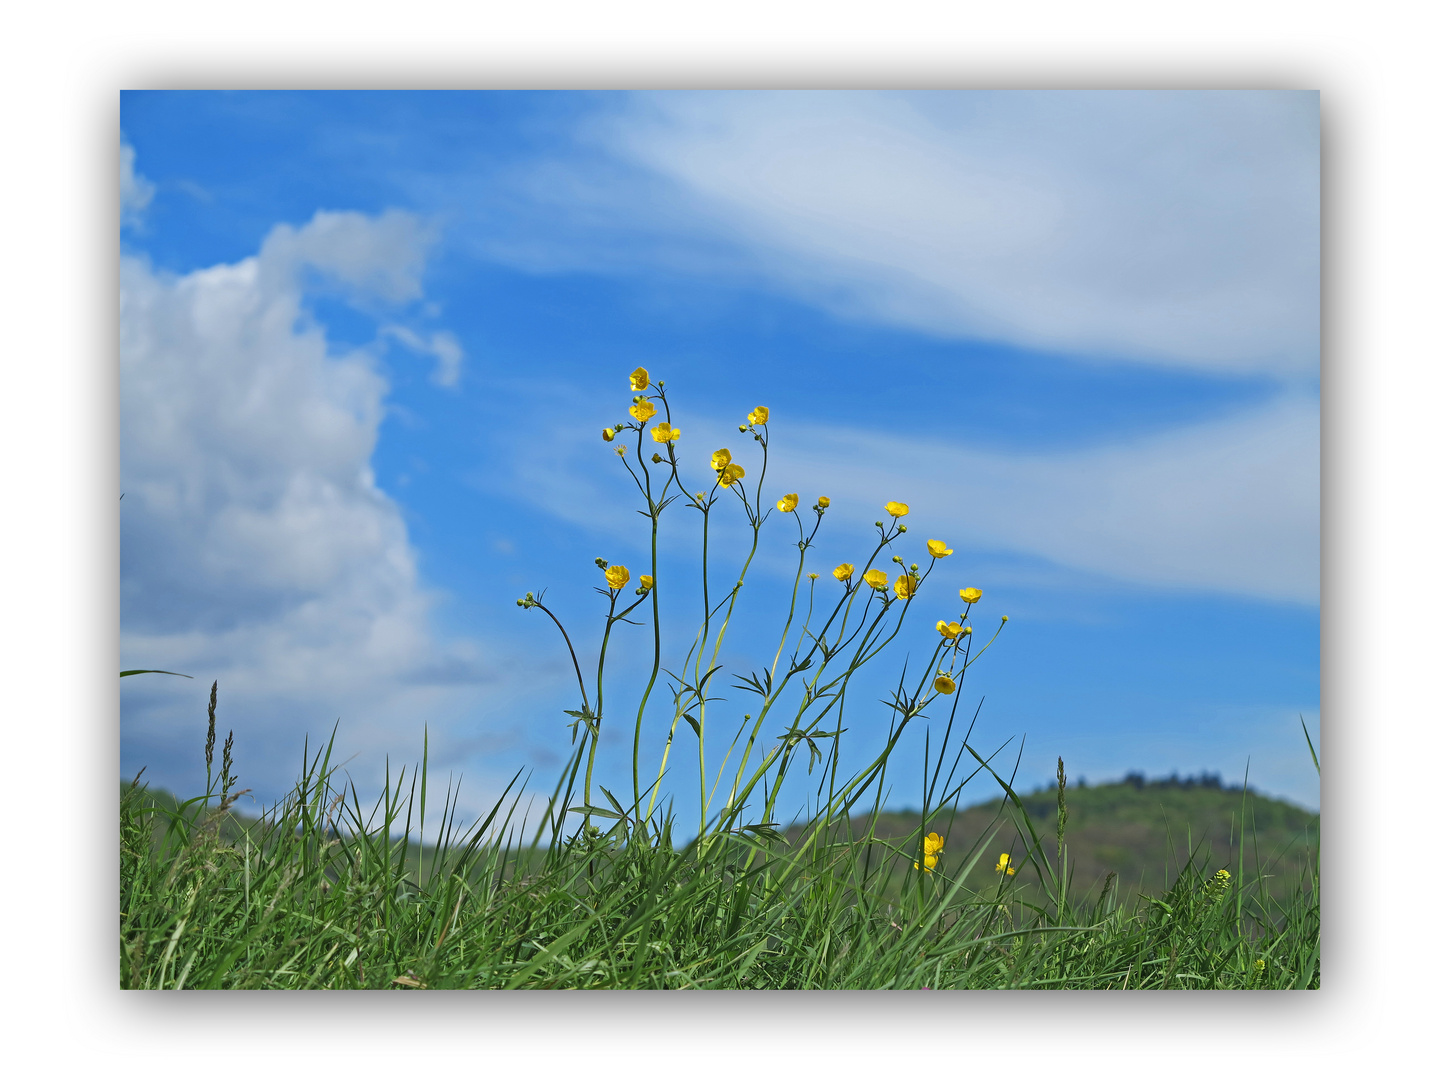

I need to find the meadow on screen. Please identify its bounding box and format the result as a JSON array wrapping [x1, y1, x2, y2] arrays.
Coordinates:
[[120, 369, 1319, 989]]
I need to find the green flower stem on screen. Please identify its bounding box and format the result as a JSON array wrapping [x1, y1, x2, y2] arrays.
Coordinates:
[[530, 602, 590, 715]]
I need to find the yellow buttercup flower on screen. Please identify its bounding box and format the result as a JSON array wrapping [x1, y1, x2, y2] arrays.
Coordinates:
[[817, 496, 831, 508], [894, 573, 918, 599], [604, 565, 630, 590], [639, 575, 654, 592], [863, 568, 888, 590], [777, 493, 799, 512], [748, 406, 769, 426], [601, 428, 616, 442], [914, 832, 944, 872], [833, 563, 855, 581], [959, 587, 982, 604], [630, 398, 656, 422], [629, 367, 650, 391], [936, 620, 962, 640], [651, 422, 680, 443], [926, 539, 952, 558], [711, 448, 732, 471], [996, 852, 1016, 876], [933, 674, 957, 695], [718, 463, 745, 487], [885, 501, 909, 518]]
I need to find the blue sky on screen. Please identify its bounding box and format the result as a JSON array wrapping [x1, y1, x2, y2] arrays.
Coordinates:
[[119, 90, 1320, 827]]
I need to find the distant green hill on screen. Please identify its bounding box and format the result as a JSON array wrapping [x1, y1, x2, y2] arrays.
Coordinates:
[[123, 772, 1319, 908], [809, 774, 1318, 905]]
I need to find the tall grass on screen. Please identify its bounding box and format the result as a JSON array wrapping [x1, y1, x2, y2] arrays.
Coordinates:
[[120, 369, 1319, 988]]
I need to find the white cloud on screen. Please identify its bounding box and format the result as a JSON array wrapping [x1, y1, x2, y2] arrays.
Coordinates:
[[381, 324, 466, 387], [774, 394, 1320, 604], [573, 90, 1318, 376], [120, 139, 154, 226], [120, 208, 509, 800], [501, 393, 1319, 604]]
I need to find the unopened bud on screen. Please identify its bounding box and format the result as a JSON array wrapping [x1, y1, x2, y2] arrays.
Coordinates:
[[898, 524, 907, 533]]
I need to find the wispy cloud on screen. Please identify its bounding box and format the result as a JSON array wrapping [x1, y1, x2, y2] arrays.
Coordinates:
[[120, 139, 154, 227], [494, 392, 1318, 605], [481, 91, 1317, 378]]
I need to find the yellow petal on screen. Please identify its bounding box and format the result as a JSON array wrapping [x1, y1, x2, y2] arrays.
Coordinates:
[[601, 428, 615, 442], [817, 496, 831, 508], [629, 367, 650, 391]]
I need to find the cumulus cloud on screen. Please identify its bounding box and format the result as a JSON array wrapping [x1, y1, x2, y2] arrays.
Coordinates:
[[120, 140, 154, 226], [561, 91, 1318, 377], [120, 208, 503, 799]]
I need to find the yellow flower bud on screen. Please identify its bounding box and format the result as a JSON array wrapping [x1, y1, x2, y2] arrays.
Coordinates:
[[863, 568, 888, 590], [885, 501, 909, 518], [629, 367, 650, 391], [602, 428, 616, 442], [933, 674, 957, 695], [639, 574, 655, 592], [833, 563, 855, 581], [959, 587, 982, 604], [894, 573, 918, 599], [996, 852, 1016, 876], [604, 565, 630, 590], [914, 852, 939, 873], [817, 496, 831, 508], [926, 539, 952, 558], [630, 398, 656, 422], [651, 422, 680, 443], [748, 406, 769, 426], [718, 462, 745, 487], [777, 493, 799, 513], [711, 448, 732, 471]]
